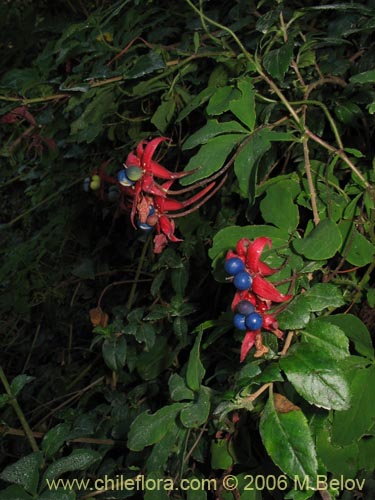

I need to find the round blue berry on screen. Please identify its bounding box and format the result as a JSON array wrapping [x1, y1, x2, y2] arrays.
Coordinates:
[[233, 313, 247, 331], [148, 205, 155, 216], [245, 312, 263, 331], [224, 257, 245, 276], [236, 300, 255, 316], [117, 169, 135, 187], [233, 272, 252, 291]]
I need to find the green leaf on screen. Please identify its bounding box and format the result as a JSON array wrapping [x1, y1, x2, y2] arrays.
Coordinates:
[[0, 453, 43, 495], [42, 423, 72, 459], [169, 373, 194, 401], [10, 375, 34, 397], [182, 120, 248, 150], [206, 86, 241, 115], [70, 89, 117, 143], [0, 485, 33, 500], [151, 97, 176, 133], [180, 387, 210, 428], [210, 439, 234, 470], [229, 77, 256, 130], [102, 336, 127, 371], [125, 51, 165, 79], [260, 182, 299, 232], [146, 424, 180, 473], [43, 449, 101, 483], [263, 41, 294, 80], [280, 344, 350, 410], [301, 319, 349, 360], [259, 394, 318, 483], [177, 87, 215, 122], [350, 69, 375, 84], [180, 134, 244, 185], [331, 364, 375, 445], [277, 283, 344, 330], [293, 219, 342, 260], [234, 130, 272, 198], [171, 267, 189, 296], [186, 330, 205, 391], [319, 314, 373, 359], [127, 403, 184, 451], [358, 436, 375, 472], [136, 337, 175, 381], [135, 323, 155, 350], [316, 421, 359, 480], [39, 490, 76, 500], [339, 220, 375, 266]]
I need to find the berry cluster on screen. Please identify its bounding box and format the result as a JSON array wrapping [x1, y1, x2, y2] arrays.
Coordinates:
[[225, 237, 292, 361]]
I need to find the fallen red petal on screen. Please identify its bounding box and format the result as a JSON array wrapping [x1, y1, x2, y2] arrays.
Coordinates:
[[240, 331, 259, 362]]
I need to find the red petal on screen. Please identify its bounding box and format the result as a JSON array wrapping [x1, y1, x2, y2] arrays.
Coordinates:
[[252, 275, 292, 303], [136, 140, 147, 158], [226, 250, 242, 261], [150, 160, 176, 179], [163, 198, 184, 211], [236, 238, 250, 257], [142, 137, 169, 170], [246, 237, 277, 275], [180, 182, 215, 208], [240, 331, 259, 362], [153, 234, 168, 253], [125, 152, 141, 168]]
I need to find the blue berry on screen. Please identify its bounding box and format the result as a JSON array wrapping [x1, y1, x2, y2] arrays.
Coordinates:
[[233, 313, 247, 331], [245, 312, 263, 331], [236, 300, 255, 316], [117, 169, 135, 187], [233, 272, 252, 291], [148, 205, 155, 216], [224, 257, 245, 276], [83, 177, 90, 192], [137, 220, 153, 231]]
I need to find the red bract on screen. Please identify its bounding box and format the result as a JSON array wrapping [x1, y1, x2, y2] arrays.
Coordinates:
[[226, 237, 292, 361], [92, 137, 218, 253]]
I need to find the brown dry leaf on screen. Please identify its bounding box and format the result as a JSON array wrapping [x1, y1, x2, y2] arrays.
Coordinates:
[[89, 307, 108, 327], [274, 393, 300, 413]]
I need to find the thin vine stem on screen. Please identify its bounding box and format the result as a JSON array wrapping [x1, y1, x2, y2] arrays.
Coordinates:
[[126, 235, 152, 311]]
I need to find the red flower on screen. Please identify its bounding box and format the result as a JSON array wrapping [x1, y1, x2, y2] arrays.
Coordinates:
[[226, 237, 292, 361]]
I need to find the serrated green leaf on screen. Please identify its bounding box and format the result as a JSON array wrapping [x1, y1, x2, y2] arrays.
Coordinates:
[[293, 219, 342, 260], [43, 449, 101, 483], [127, 403, 184, 451], [180, 134, 244, 185], [280, 344, 350, 410], [319, 314, 373, 359], [358, 436, 375, 472], [136, 336, 174, 381], [177, 87, 215, 122], [301, 319, 349, 360], [169, 373, 194, 401], [331, 364, 375, 445], [144, 305, 169, 321], [263, 41, 294, 80], [186, 330, 205, 391], [151, 97, 175, 133], [151, 270, 166, 297], [146, 423, 180, 473], [259, 394, 318, 483], [180, 387, 210, 428], [0, 453, 43, 495], [210, 439, 234, 469], [183, 120, 248, 150], [276, 283, 344, 330], [42, 423, 72, 459], [171, 267, 189, 296]]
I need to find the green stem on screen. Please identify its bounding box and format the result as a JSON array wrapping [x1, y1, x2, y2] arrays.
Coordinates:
[[126, 236, 151, 311], [0, 366, 40, 452]]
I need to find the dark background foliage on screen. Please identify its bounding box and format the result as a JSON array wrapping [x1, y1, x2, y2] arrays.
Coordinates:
[[1, 1, 375, 499]]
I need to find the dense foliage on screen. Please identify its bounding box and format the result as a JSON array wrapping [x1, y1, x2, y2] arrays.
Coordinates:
[[1, 1, 375, 499]]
